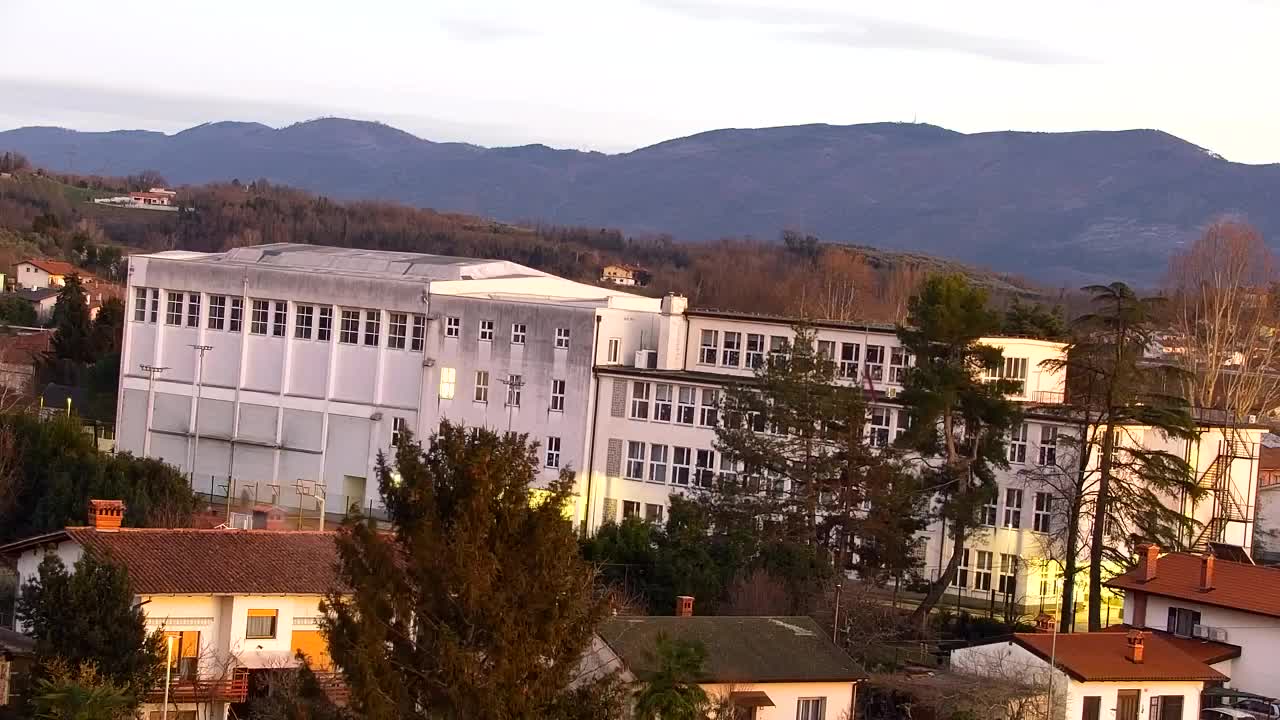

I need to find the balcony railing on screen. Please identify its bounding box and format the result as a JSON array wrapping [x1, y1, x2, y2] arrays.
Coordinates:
[[1033, 390, 1065, 404], [147, 669, 249, 704]]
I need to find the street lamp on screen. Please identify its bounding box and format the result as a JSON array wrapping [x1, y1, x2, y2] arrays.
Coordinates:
[[161, 634, 175, 720], [139, 364, 169, 457], [188, 345, 213, 480]]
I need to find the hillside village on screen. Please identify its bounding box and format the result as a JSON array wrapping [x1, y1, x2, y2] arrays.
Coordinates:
[[2, 158, 1280, 720]]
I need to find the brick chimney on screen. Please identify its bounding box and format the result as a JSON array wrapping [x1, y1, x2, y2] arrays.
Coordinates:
[[1200, 554, 1216, 591], [1126, 630, 1146, 664], [1137, 543, 1160, 582], [676, 595, 694, 617], [88, 499, 125, 531]]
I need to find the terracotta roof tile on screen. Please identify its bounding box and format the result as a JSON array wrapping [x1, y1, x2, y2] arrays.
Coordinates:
[[1106, 552, 1280, 619], [63, 528, 339, 595], [20, 258, 80, 276], [1008, 632, 1227, 683], [1112, 624, 1241, 665]]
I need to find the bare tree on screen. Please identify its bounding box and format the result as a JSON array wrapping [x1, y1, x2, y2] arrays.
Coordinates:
[[1167, 221, 1280, 420]]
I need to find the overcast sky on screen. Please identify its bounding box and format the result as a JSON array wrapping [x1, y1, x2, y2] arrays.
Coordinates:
[[3, 0, 1278, 163]]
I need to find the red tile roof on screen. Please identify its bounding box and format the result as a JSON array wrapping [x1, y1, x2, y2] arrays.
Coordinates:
[[1112, 624, 1241, 665], [1261, 446, 1280, 473], [20, 258, 80, 276], [59, 528, 339, 595], [1106, 552, 1280, 619], [0, 330, 53, 363], [1007, 632, 1227, 683]]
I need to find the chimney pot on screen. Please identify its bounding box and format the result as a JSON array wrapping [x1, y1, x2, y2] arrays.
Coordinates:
[[1126, 630, 1146, 664], [1200, 554, 1216, 591], [676, 595, 694, 617], [1138, 543, 1160, 582], [88, 499, 126, 531]]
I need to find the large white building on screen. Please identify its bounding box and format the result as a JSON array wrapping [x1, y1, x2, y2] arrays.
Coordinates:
[[117, 244, 1265, 615]]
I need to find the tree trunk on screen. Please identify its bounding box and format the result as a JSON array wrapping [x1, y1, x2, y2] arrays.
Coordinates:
[[1088, 423, 1116, 631], [1058, 501, 1079, 633], [911, 516, 966, 634]]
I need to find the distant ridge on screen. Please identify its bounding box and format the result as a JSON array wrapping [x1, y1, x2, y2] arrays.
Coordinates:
[[4, 117, 1279, 283]]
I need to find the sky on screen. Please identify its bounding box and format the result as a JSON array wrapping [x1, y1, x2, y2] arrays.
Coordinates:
[[3, 0, 1280, 163]]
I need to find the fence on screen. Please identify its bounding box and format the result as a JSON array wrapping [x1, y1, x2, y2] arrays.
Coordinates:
[[190, 474, 389, 531]]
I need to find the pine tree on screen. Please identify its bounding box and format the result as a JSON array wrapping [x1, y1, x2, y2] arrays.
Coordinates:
[[896, 275, 1021, 631], [49, 274, 94, 364], [321, 423, 610, 719], [89, 296, 125, 356]]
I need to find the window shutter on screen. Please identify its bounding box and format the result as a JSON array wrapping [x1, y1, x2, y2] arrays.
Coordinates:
[[606, 438, 623, 477], [610, 379, 626, 417], [603, 498, 618, 523], [1082, 696, 1101, 720]]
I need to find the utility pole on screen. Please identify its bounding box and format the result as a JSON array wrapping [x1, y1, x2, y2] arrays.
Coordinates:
[[501, 374, 524, 433], [139, 364, 169, 457], [188, 344, 213, 481]]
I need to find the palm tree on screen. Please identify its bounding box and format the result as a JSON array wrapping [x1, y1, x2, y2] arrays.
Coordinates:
[[633, 635, 711, 720]]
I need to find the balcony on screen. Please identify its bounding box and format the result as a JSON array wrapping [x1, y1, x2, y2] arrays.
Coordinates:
[[1033, 390, 1065, 404], [147, 669, 249, 704]]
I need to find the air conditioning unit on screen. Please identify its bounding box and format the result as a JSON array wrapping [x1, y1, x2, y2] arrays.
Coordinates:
[[228, 512, 252, 530], [634, 349, 657, 369], [1192, 624, 1208, 639], [1192, 624, 1229, 643], [1210, 627, 1229, 643]]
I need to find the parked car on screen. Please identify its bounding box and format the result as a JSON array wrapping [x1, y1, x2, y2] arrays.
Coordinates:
[[1233, 699, 1280, 718], [1203, 708, 1261, 720]]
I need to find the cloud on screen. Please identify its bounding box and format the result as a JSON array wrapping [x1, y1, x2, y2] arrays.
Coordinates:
[[435, 14, 539, 42], [641, 0, 1089, 65]]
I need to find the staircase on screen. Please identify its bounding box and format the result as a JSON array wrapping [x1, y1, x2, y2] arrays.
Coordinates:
[[1190, 438, 1255, 553]]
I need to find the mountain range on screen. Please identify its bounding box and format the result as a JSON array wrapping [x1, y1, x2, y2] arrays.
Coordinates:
[[3, 118, 1279, 284]]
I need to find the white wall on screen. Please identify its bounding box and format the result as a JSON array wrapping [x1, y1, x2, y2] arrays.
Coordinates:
[[700, 680, 855, 720], [15, 263, 50, 290], [1062, 680, 1203, 720]]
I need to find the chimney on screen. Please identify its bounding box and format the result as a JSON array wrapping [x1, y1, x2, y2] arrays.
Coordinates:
[[88, 499, 125, 531], [1126, 630, 1146, 664], [1137, 543, 1160, 582], [676, 595, 694, 617], [1200, 554, 1216, 591]]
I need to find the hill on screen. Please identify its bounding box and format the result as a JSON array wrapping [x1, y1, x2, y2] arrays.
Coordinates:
[[3, 119, 1279, 283]]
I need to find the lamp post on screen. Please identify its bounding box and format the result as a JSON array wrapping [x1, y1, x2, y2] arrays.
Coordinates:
[[161, 634, 175, 720], [139, 364, 169, 457], [188, 344, 213, 480]]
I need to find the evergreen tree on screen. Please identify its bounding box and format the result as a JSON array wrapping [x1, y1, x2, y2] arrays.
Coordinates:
[[0, 295, 37, 326], [17, 553, 165, 709], [49, 275, 94, 364], [632, 636, 710, 720], [88, 297, 124, 356], [896, 275, 1021, 631], [321, 423, 610, 719], [1002, 299, 1067, 340]]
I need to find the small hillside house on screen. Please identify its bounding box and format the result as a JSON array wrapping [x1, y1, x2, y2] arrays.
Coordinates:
[[600, 263, 647, 287], [14, 258, 79, 290]]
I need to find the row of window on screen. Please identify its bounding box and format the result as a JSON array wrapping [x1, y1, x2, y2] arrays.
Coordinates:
[[980, 488, 1054, 532], [953, 550, 1020, 594], [629, 381, 721, 427], [443, 316, 573, 349], [696, 329, 913, 383], [624, 440, 721, 487], [437, 369, 567, 411], [133, 288, 427, 350], [1007, 423, 1059, 466]]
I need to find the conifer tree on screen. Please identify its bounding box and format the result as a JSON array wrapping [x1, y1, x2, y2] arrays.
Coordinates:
[[49, 274, 94, 364]]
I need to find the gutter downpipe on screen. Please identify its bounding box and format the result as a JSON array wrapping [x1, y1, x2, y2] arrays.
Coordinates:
[[581, 315, 604, 537]]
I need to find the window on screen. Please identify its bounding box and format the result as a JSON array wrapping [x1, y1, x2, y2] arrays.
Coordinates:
[[505, 374, 522, 407], [623, 500, 640, 519], [990, 356, 1029, 394], [645, 503, 664, 523], [981, 496, 997, 526], [817, 339, 836, 361], [1003, 488, 1023, 528], [1150, 695, 1183, 720], [363, 310, 380, 346], [339, 309, 359, 344], [439, 367, 456, 399], [769, 335, 789, 359], [1038, 425, 1058, 466], [721, 331, 741, 366], [1008, 423, 1027, 463], [1033, 492, 1053, 533], [388, 312, 407, 349], [840, 342, 860, 379], [672, 447, 692, 485], [630, 382, 651, 419], [974, 550, 992, 591], [864, 344, 885, 381], [250, 300, 269, 335], [999, 554, 1017, 595], [698, 389, 719, 427], [295, 304, 314, 339], [695, 449, 716, 488], [896, 410, 914, 441], [1082, 696, 1101, 720], [479, 319, 494, 341], [270, 301, 286, 337], [889, 347, 910, 384], [229, 297, 243, 332], [654, 383, 673, 422], [392, 417, 407, 446], [246, 609, 278, 639], [1167, 607, 1201, 638], [698, 329, 719, 364], [551, 379, 566, 412], [149, 288, 160, 323], [445, 316, 461, 338], [720, 455, 742, 485], [208, 295, 226, 330], [317, 306, 332, 341], [676, 387, 696, 425], [162, 630, 201, 681], [474, 371, 489, 403], [185, 293, 200, 327], [954, 548, 970, 588], [555, 327, 570, 349], [607, 338, 621, 363], [1116, 690, 1140, 720], [545, 436, 561, 468], [797, 698, 827, 720], [166, 292, 184, 325], [411, 314, 425, 351], [511, 322, 526, 345], [134, 287, 148, 321], [746, 333, 765, 368], [649, 444, 669, 484], [626, 441, 646, 480], [869, 407, 891, 447]]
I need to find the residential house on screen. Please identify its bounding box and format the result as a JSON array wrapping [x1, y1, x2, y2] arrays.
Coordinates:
[[1253, 444, 1280, 562], [14, 287, 59, 322], [14, 258, 79, 290], [0, 327, 52, 398], [1106, 545, 1280, 698], [586, 598, 865, 720], [951, 630, 1225, 720], [0, 501, 342, 720], [130, 189, 177, 207], [0, 627, 34, 711], [600, 263, 647, 287]]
